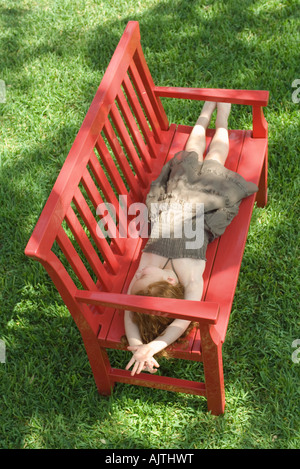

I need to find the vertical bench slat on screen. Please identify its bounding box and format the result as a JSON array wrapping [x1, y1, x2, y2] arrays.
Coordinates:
[[133, 43, 169, 134], [88, 150, 122, 208], [81, 168, 124, 255], [122, 74, 158, 159], [128, 60, 163, 144], [109, 102, 148, 187], [73, 187, 120, 274], [64, 206, 112, 290], [95, 135, 130, 198], [81, 166, 120, 228], [116, 87, 152, 172], [103, 119, 143, 200], [88, 151, 128, 239], [56, 225, 97, 291], [81, 167, 105, 211]]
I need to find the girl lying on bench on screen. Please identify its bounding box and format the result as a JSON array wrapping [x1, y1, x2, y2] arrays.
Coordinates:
[[124, 102, 258, 376]]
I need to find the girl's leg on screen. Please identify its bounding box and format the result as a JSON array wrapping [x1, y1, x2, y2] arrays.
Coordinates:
[[205, 102, 231, 166], [185, 101, 217, 161]]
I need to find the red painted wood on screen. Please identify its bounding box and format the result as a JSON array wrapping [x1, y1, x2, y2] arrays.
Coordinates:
[[103, 119, 143, 201], [109, 101, 147, 187], [252, 105, 268, 138], [133, 44, 169, 132], [88, 150, 122, 209], [73, 187, 120, 274], [129, 60, 164, 144], [25, 21, 268, 415], [24, 22, 142, 259], [95, 134, 130, 199], [109, 368, 206, 396], [64, 206, 112, 290], [200, 324, 225, 415], [56, 225, 96, 291], [252, 105, 268, 207], [75, 290, 220, 324], [154, 86, 269, 106], [203, 134, 267, 344], [116, 87, 152, 172], [122, 73, 158, 160], [39, 251, 102, 336], [256, 154, 268, 208]]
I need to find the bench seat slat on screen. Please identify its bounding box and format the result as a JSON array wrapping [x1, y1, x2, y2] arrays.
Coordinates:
[[201, 133, 268, 344]]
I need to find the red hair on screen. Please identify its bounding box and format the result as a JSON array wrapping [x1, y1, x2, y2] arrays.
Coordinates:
[[123, 280, 197, 358]]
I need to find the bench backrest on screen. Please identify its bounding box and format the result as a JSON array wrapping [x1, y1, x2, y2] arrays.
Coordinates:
[[25, 22, 170, 300]]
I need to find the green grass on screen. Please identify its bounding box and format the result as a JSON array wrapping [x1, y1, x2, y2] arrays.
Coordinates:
[[0, 0, 299, 449]]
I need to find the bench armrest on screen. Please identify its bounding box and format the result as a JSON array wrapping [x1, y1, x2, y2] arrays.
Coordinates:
[[154, 86, 269, 106], [75, 290, 219, 324]]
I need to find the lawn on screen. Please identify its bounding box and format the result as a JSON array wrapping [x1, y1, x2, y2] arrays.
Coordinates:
[[0, 0, 299, 450]]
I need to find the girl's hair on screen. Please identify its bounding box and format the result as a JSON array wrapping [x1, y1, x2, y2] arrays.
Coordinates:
[[123, 280, 197, 358]]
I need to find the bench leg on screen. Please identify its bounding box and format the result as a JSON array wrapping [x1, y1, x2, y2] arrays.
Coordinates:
[[200, 324, 225, 415], [256, 150, 268, 208], [81, 331, 114, 395]]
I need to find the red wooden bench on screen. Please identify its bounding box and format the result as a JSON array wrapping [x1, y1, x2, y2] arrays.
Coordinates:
[[25, 21, 268, 415]]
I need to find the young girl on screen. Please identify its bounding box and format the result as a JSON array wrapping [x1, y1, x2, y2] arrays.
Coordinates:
[[124, 102, 258, 376]]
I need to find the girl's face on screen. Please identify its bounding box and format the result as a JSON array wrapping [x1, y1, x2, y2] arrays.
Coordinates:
[[130, 265, 178, 295]]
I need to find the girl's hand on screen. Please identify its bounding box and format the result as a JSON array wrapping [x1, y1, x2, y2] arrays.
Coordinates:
[[125, 344, 160, 376]]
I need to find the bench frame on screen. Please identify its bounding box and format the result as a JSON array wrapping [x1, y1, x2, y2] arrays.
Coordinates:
[[25, 21, 268, 415]]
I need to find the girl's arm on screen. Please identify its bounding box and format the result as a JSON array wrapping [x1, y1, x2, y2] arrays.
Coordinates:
[[124, 266, 144, 347], [127, 277, 204, 368], [128, 317, 190, 355], [124, 311, 161, 375], [124, 252, 168, 346], [124, 254, 162, 374], [124, 310, 143, 347], [124, 257, 206, 375], [144, 272, 205, 355]]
